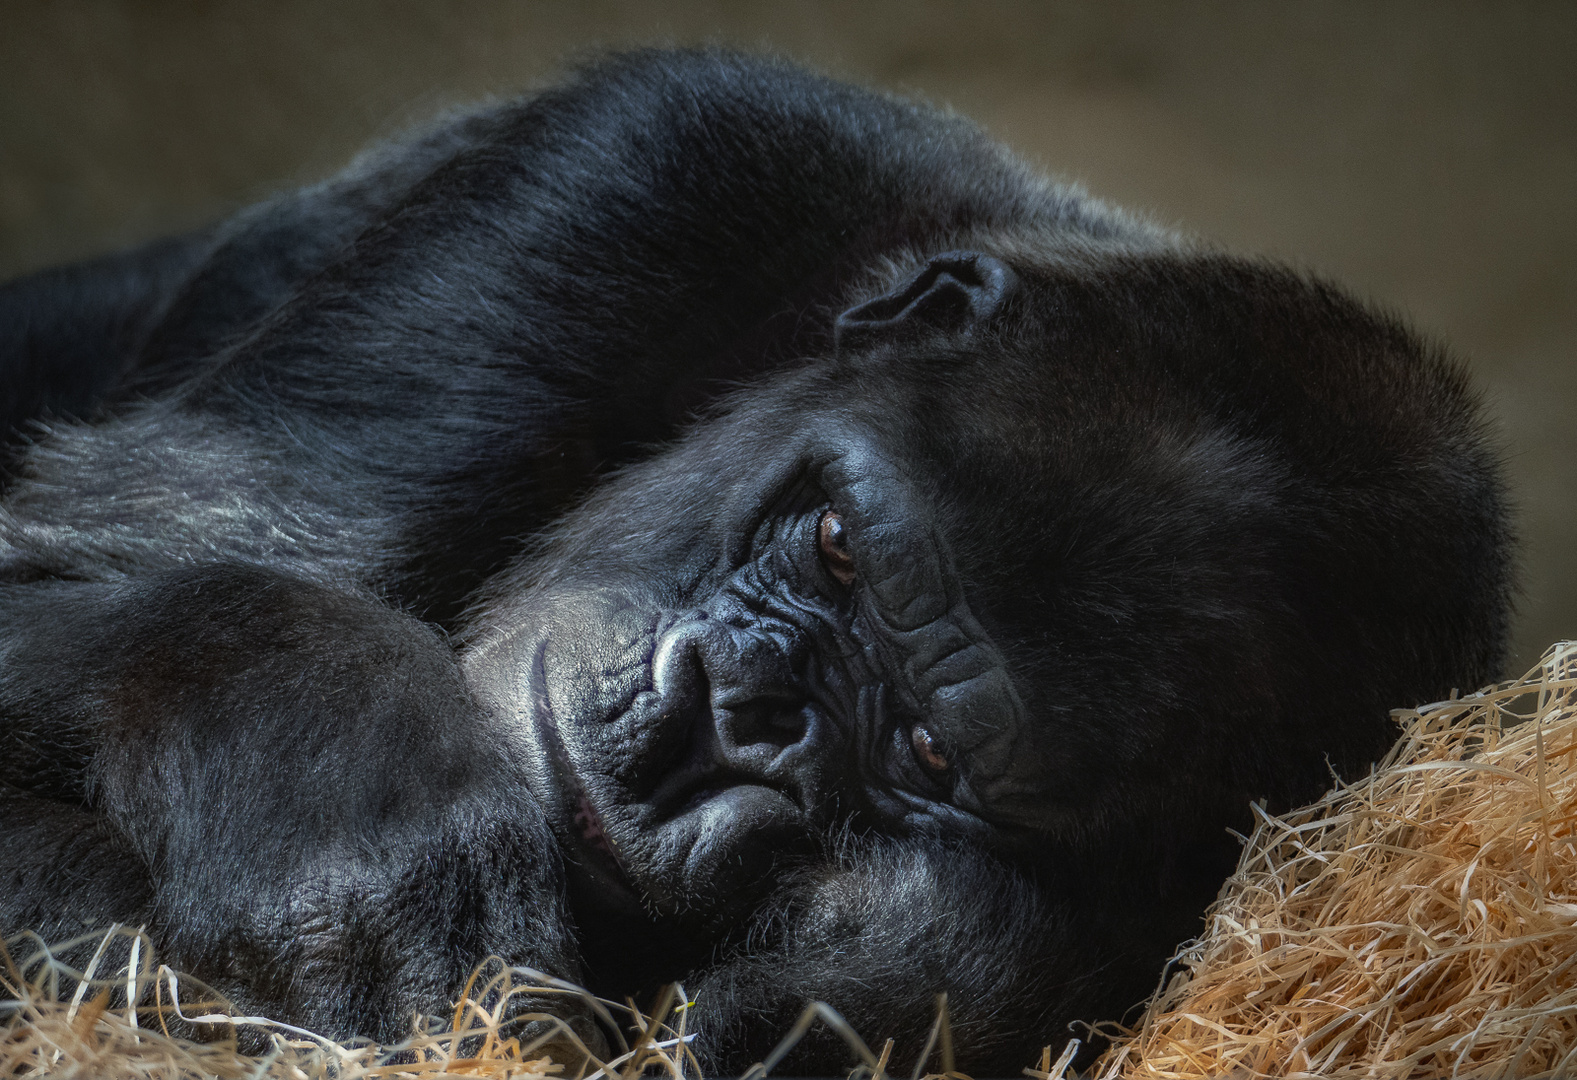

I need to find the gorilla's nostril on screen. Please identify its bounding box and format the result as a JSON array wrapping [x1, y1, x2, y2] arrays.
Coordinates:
[[721, 704, 808, 754], [765, 706, 807, 733]]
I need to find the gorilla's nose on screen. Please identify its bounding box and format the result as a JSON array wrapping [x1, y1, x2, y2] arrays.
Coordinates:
[[650, 616, 817, 775]]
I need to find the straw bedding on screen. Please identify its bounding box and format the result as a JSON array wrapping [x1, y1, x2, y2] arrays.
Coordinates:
[[6, 643, 1577, 1079], [1095, 642, 1577, 1080]]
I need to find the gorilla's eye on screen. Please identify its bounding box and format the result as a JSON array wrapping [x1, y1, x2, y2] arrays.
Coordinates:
[[817, 509, 856, 585], [909, 724, 951, 774]]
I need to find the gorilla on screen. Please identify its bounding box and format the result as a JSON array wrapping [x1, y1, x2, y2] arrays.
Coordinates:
[[0, 49, 1511, 1074]]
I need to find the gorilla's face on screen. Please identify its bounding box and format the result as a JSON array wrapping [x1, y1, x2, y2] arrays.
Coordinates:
[[467, 380, 1038, 924]]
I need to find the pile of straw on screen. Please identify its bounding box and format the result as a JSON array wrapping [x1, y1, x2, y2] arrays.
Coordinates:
[[0, 928, 915, 1079], [0, 930, 687, 1079], [1097, 642, 1577, 1079]]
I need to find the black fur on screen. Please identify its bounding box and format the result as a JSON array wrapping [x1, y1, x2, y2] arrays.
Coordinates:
[[0, 50, 1511, 1074]]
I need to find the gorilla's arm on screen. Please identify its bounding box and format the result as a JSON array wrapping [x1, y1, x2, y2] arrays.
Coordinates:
[[0, 564, 582, 1043]]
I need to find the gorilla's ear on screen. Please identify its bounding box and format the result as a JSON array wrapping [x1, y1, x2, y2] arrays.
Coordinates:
[[835, 251, 1017, 353]]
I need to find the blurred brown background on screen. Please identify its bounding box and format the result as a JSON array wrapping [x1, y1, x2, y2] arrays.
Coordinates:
[[3, 2, 1573, 674]]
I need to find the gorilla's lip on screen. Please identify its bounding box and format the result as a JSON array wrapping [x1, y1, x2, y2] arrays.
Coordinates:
[[525, 639, 635, 895], [651, 770, 797, 821]]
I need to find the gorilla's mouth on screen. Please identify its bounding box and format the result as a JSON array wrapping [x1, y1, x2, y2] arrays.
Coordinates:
[[650, 766, 791, 818], [571, 791, 615, 855]]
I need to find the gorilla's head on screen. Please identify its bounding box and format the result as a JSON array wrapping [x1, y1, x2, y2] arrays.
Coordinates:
[[465, 243, 1507, 937]]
